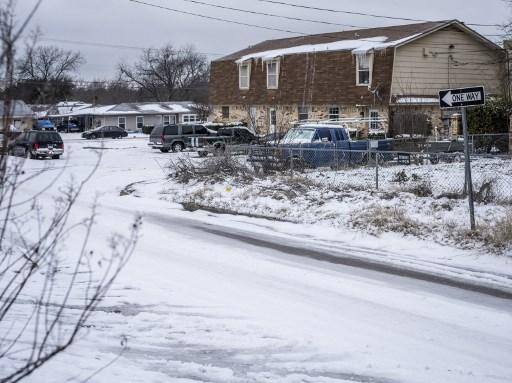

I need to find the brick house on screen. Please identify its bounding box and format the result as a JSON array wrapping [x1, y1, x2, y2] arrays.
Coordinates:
[[209, 20, 505, 137]]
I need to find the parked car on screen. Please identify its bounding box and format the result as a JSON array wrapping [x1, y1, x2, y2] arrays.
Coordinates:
[[82, 126, 128, 139], [11, 130, 64, 159], [33, 119, 56, 131], [57, 122, 81, 133], [251, 124, 393, 169], [149, 124, 215, 153], [189, 126, 257, 156]]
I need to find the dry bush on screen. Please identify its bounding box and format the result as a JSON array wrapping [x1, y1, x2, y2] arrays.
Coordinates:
[[402, 181, 433, 197], [477, 212, 512, 250], [351, 205, 421, 236], [473, 177, 497, 204], [168, 154, 255, 184]]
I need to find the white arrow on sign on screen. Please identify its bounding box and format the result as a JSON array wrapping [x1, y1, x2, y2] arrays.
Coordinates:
[[442, 91, 453, 107]]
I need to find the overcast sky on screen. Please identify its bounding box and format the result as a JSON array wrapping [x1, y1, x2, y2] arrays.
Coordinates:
[[13, 0, 511, 80]]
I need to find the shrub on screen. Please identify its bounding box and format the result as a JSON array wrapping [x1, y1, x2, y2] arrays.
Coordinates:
[[402, 181, 433, 197], [142, 125, 154, 135], [168, 153, 255, 184], [473, 178, 497, 204]]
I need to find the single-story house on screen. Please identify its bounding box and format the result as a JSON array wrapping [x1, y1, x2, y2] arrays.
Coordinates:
[[0, 100, 36, 131], [209, 19, 505, 137], [49, 101, 201, 131]]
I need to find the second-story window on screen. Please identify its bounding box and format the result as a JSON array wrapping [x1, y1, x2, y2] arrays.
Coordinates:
[[356, 53, 373, 86], [239, 63, 250, 89], [266, 60, 279, 89]]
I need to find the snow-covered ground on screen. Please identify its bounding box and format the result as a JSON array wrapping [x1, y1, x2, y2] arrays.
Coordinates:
[[3, 135, 512, 383]]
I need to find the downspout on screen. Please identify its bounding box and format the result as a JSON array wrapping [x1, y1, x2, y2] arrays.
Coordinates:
[[388, 46, 398, 135]]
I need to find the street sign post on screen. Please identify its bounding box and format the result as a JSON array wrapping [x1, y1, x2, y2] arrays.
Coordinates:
[[439, 86, 485, 231]]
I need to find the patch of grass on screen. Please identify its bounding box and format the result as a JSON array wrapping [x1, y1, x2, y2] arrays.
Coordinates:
[[478, 212, 512, 250], [351, 205, 421, 236], [402, 181, 433, 197]]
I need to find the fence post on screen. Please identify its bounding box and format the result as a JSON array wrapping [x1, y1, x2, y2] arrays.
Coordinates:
[[290, 148, 294, 175], [462, 108, 476, 231], [375, 151, 379, 190]]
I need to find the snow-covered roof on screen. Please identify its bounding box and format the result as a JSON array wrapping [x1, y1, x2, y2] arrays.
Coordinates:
[[236, 34, 421, 63], [56, 101, 93, 115], [0, 100, 35, 118], [49, 101, 197, 117]]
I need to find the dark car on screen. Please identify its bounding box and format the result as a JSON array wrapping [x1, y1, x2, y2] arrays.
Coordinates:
[[11, 130, 64, 159], [82, 126, 128, 139], [149, 124, 213, 153], [216, 127, 257, 144], [57, 122, 81, 133]]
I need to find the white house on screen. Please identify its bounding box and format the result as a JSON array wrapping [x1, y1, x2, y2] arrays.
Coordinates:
[[49, 101, 201, 131]]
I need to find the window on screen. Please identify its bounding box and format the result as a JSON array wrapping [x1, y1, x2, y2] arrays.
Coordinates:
[[266, 60, 279, 89], [136, 116, 144, 130], [194, 125, 207, 135], [269, 108, 277, 126], [181, 125, 194, 135], [163, 115, 172, 125], [166, 125, 179, 135], [298, 106, 309, 121], [118, 117, 126, 129], [369, 110, 379, 131], [356, 53, 373, 86], [221, 106, 230, 119], [183, 114, 199, 123], [328, 106, 340, 121], [317, 128, 332, 142], [239, 63, 250, 89]]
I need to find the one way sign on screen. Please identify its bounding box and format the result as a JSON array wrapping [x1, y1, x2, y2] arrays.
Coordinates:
[[439, 86, 485, 108]]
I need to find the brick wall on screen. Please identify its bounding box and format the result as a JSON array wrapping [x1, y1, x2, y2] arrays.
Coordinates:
[[211, 104, 389, 135], [209, 48, 395, 107]]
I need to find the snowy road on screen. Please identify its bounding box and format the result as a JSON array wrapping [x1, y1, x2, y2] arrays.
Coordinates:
[[13, 135, 512, 383]]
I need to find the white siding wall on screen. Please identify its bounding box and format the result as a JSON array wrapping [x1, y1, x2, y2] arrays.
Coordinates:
[[99, 115, 177, 130], [391, 26, 503, 98]]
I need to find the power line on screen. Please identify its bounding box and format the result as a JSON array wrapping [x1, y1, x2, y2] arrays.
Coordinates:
[[253, 0, 503, 28], [127, 0, 305, 35], [39, 37, 226, 56], [126, 0, 504, 49], [174, 0, 367, 29]]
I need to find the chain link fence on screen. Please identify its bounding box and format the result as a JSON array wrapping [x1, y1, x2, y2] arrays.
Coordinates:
[[218, 144, 512, 203]]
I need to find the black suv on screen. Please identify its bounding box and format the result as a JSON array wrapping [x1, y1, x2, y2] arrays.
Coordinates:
[[11, 131, 64, 159], [82, 126, 128, 139], [149, 124, 213, 152]]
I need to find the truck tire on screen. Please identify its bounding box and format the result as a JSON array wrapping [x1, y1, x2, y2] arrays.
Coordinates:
[[213, 144, 225, 156], [172, 142, 184, 152]]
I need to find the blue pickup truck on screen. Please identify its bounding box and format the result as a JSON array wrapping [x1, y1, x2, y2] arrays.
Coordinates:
[[253, 124, 393, 169]]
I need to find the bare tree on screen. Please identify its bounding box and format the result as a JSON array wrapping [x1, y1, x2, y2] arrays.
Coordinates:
[[0, 2, 139, 382], [11, 41, 84, 104], [118, 44, 208, 101]]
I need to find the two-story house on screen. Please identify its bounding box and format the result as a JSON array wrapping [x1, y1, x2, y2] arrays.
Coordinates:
[[209, 20, 504, 137]]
